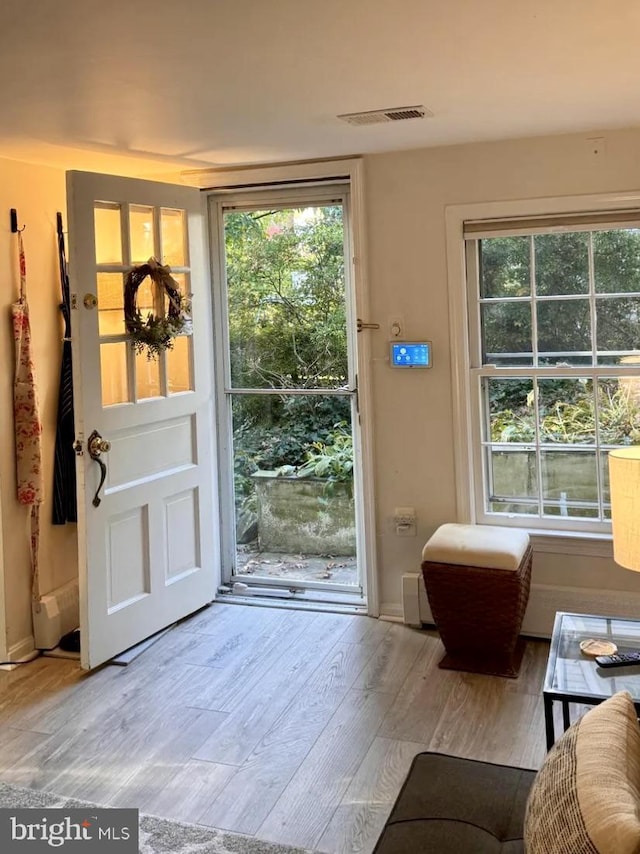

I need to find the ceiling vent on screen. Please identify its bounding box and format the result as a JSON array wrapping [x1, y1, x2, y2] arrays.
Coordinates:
[[338, 105, 432, 126]]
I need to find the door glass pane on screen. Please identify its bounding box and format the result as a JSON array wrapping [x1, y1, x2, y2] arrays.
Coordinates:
[[135, 350, 161, 400], [94, 204, 122, 264], [167, 335, 193, 393], [165, 273, 189, 316], [161, 208, 186, 267], [130, 205, 155, 264], [232, 393, 357, 585], [224, 205, 348, 389], [171, 272, 187, 293], [100, 342, 129, 406], [136, 272, 157, 314], [97, 273, 125, 335]]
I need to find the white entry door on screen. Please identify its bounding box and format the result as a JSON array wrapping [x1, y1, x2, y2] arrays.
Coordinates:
[[67, 171, 218, 670]]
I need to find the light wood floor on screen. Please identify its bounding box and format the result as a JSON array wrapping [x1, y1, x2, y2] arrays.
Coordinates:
[[0, 603, 555, 853]]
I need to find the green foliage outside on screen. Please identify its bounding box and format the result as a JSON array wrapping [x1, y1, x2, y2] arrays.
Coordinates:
[[225, 205, 347, 390], [481, 229, 640, 520], [482, 229, 640, 444], [490, 381, 640, 446], [480, 230, 640, 365], [276, 423, 354, 496], [224, 206, 352, 525], [226, 220, 640, 533]]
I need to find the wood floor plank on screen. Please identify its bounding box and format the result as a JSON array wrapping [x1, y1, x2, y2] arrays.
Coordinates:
[[169, 607, 310, 671], [505, 638, 549, 696], [0, 727, 52, 774], [256, 689, 395, 850], [376, 633, 458, 743], [14, 626, 238, 738], [0, 657, 93, 734], [139, 759, 238, 823], [428, 673, 545, 767], [334, 615, 392, 647], [351, 623, 427, 694], [20, 703, 225, 804], [106, 709, 229, 809], [194, 613, 353, 765], [185, 613, 315, 712], [175, 602, 270, 635], [515, 694, 548, 771], [0, 603, 554, 850], [316, 737, 429, 854], [0, 662, 222, 794], [196, 641, 379, 835]]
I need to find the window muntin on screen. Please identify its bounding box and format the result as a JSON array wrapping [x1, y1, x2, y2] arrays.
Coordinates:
[[469, 226, 640, 530]]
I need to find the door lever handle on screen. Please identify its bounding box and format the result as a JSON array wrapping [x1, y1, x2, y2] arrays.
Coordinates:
[[87, 429, 111, 507]]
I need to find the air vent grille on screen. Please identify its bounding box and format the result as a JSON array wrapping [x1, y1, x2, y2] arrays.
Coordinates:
[[338, 105, 431, 126]]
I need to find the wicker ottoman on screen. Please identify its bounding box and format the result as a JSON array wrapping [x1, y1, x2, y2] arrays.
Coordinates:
[[421, 524, 532, 678]]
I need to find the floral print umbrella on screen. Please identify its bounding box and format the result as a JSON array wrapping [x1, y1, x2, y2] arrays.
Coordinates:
[[12, 231, 43, 603]]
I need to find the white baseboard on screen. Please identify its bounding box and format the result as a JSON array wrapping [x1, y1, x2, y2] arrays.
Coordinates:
[[0, 636, 38, 670], [401, 572, 640, 638], [379, 602, 404, 621]]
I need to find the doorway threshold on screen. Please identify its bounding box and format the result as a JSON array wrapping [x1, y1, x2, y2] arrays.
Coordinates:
[[217, 585, 367, 615]]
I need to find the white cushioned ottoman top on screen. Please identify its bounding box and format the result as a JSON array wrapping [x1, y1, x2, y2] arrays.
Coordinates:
[[421, 523, 530, 571]]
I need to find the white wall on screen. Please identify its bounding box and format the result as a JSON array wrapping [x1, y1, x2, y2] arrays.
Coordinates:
[[0, 157, 77, 654], [364, 127, 640, 611], [5, 127, 640, 647]]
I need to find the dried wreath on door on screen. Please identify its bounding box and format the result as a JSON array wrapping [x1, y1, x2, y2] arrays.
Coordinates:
[[124, 258, 191, 360]]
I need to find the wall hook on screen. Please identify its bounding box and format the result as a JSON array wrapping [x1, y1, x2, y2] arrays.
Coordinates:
[[10, 209, 26, 233]]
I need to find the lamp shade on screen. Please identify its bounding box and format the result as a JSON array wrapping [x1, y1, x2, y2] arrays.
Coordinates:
[[609, 447, 640, 572]]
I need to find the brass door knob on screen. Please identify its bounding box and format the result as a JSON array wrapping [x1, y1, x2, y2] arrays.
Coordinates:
[[88, 431, 111, 457]]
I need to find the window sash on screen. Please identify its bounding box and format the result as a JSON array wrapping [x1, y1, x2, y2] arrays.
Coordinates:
[[466, 239, 640, 370], [465, 232, 640, 534]]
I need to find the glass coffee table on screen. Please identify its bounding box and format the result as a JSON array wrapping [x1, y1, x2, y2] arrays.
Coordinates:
[[543, 611, 640, 749]]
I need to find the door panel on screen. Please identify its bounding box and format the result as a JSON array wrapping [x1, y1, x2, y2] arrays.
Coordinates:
[[67, 171, 218, 669]]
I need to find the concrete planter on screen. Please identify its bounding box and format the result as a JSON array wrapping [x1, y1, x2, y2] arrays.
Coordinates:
[[251, 470, 356, 555]]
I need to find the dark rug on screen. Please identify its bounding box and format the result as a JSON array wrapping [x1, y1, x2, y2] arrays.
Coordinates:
[[0, 782, 314, 854]]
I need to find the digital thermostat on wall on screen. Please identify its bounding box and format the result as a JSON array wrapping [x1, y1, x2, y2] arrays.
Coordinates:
[[390, 341, 432, 368]]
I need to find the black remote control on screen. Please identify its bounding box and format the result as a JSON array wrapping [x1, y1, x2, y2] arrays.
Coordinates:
[[595, 651, 640, 668]]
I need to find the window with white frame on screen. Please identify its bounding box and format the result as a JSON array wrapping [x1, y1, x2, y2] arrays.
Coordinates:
[[464, 212, 640, 533]]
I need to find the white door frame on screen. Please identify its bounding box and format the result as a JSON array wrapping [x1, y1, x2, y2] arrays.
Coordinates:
[[199, 159, 379, 615]]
